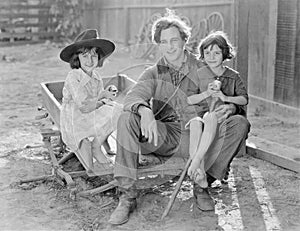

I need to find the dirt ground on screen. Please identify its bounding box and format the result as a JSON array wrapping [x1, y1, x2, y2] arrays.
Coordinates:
[[0, 43, 300, 231]]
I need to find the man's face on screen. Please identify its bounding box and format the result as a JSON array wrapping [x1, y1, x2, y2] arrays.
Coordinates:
[[159, 27, 185, 65]]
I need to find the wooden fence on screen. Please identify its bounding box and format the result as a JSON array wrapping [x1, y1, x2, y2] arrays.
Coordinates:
[[1, 0, 299, 111], [0, 0, 60, 46], [80, 0, 300, 110], [82, 0, 236, 64], [242, 0, 300, 109]]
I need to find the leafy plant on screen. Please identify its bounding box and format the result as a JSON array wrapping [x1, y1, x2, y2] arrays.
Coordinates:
[[50, 0, 85, 42]]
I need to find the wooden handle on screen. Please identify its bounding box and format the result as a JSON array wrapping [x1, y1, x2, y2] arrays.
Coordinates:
[[161, 157, 192, 220]]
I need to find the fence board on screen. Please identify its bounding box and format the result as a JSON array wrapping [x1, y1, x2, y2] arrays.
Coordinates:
[[85, 0, 235, 60], [1, 22, 59, 28], [0, 0, 61, 45], [274, 0, 298, 107]]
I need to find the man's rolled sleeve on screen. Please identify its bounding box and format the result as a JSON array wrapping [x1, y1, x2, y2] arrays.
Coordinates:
[[123, 67, 156, 112], [131, 103, 151, 114]]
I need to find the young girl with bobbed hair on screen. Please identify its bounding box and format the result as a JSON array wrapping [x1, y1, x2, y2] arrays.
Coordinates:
[[186, 31, 248, 187]]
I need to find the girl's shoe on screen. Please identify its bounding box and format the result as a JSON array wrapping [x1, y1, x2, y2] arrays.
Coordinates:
[[193, 184, 215, 211]]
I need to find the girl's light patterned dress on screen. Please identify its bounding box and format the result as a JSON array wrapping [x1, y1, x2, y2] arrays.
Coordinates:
[[60, 68, 123, 151]]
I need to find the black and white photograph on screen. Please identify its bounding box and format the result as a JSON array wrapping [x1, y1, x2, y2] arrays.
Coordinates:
[[0, 0, 299, 230]]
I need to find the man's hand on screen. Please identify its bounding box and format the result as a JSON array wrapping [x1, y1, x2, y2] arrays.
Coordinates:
[[214, 104, 236, 123], [138, 106, 158, 146]]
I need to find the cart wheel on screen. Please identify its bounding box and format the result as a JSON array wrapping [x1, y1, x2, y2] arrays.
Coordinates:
[[132, 12, 162, 60], [186, 18, 207, 54], [206, 12, 224, 34], [180, 15, 191, 27]]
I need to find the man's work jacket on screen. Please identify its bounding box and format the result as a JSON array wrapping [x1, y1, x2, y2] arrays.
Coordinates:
[[123, 51, 208, 129]]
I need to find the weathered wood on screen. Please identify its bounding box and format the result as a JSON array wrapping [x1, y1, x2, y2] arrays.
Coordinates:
[[42, 136, 59, 167], [77, 180, 118, 197], [248, 94, 300, 123], [56, 168, 75, 187], [236, 0, 249, 88], [67, 171, 87, 178], [265, 0, 278, 100], [247, 136, 300, 173], [18, 175, 53, 184], [0, 0, 62, 45], [58, 152, 75, 165], [1, 22, 59, 28], [0, 32, 59, 39]]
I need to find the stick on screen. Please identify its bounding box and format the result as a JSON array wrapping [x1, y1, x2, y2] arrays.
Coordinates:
[[77, 179, 118, 197], [161, 157, 192, 220], [18, 175, 53, 184]]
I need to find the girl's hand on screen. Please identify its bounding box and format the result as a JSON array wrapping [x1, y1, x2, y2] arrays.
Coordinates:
[[105, 91, 117, 100], [207, 83, 218, 96], [99, 90, 116, 101], [211, 91, 227, 102], [79, 99, 96, 113], [101, 98, 115, 106]]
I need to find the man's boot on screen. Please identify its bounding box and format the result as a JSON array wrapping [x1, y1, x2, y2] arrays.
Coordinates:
[[193, 183, 214, 211], [108, 187, 138, 225]]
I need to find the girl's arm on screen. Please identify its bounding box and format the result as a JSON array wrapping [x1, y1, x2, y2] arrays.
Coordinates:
[[212, 91, 248, 105], [79, 98, 98, 113], [187, 91, 210, 105], [188, 80, 222, 105], [223, 95, 248, 105], [98, 89, 116, 101]]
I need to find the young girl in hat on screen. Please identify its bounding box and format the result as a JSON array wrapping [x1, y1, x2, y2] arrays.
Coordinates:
[[59, 29, 122, 164], [186, 31, 248, 187]]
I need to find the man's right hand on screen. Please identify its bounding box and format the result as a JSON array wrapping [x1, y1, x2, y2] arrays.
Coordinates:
[[138, 106, 158, 146]]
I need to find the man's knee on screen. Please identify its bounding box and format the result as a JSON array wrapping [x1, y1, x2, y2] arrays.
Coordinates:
[[225, 115, 250, 136], [117, 111, 140, 131]]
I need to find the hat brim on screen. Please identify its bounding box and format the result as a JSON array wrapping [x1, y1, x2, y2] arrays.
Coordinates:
[[60, 38, 115, 63]]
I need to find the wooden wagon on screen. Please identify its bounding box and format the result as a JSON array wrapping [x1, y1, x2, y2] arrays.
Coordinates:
[[39, 67, 188, 197]]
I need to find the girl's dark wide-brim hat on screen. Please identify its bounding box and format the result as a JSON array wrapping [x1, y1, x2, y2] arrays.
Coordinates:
[[59, 29, 115, 63]]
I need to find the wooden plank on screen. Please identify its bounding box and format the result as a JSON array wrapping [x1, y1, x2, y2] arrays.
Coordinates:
[[295, 1, 300, 108], [0, 13, 58, 19], [236, 0, 249, 87], [248, 94, 300, 123], [0, 31, 59, 39], [89, 0, 234, 10], [247, 136, 300, 173], [40, 82, 62, 128], [0, 5, 50, 10], [89, 156, 185, 177], [248, 0, 270, 98], [0, 40, 41, 46], [1, 22, 59, 28], [265, 0, 278, 100], [274, 0, 298, 106]]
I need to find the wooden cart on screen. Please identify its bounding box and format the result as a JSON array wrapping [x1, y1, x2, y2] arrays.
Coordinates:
[[38, 68, 188, 197]]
